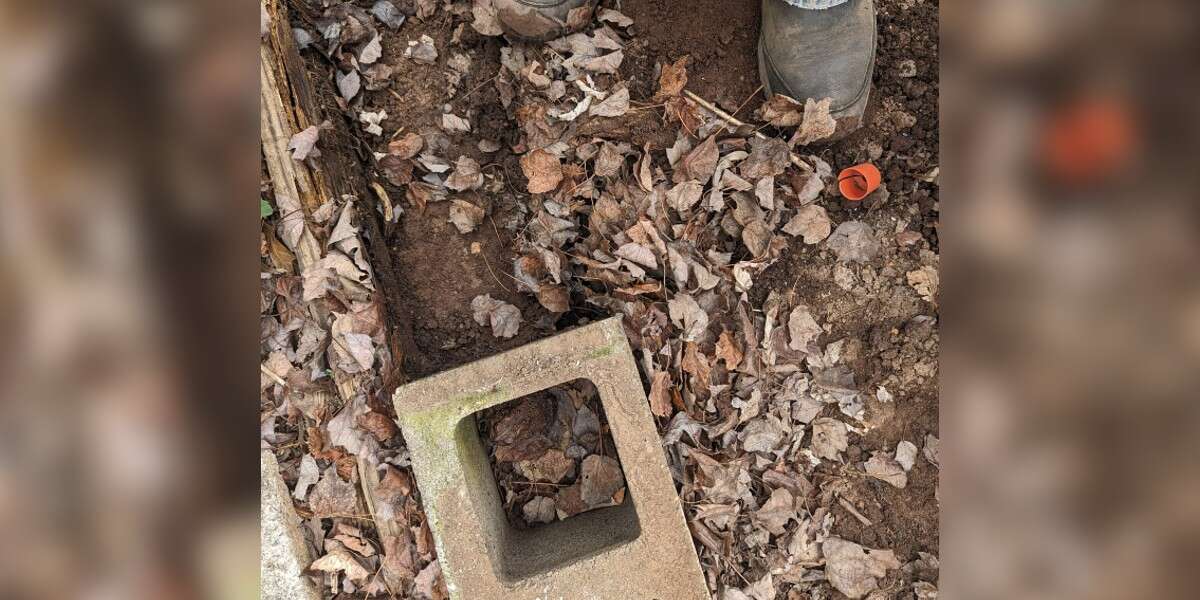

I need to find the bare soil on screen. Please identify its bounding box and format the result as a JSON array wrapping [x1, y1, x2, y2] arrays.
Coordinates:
[[623, 0, 764, 114]]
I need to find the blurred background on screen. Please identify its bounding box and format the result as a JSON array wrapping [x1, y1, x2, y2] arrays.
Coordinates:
[[942, 0, 1200, 598], [0, 0, 259, 597], [0, 0, 1196, 598]]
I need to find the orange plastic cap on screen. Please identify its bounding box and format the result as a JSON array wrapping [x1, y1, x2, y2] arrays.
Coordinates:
[[837, 163, 882, 201]]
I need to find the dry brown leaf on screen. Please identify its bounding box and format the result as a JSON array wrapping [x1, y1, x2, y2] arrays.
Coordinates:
[[520, 149, 563, 193], [388, 132, 424, 159], [864, 452, 908, 488], [667, 293, 709, 342], [308, 466, 359, 518], [445, 155, 484, 191], [810, 417, 848, 461], [822, 537, 901, 599], [581, 50, 624, 74], [580, 455, 625, 507], [448, 199, 485, 234], [760, 93, 804, 127], [471, 294, 522, 338], [357, 411, 398, 442], [648, 371, 674, 417], [310, 548, 369, 582], [754, 488, 796, 535], [674, 134, 718, 183], [715, 330, 743, 370], [790, 97, 838, 146], [287, 125, 321, 160], [788, 304, 822, 351], [783, 204, 832, 244], [654, 56, 690, 100]]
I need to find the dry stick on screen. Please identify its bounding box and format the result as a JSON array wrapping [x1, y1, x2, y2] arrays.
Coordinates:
[[261, 363, 287, 387], [682, 89, 813, 173], [369, 180, 394, 223], [838, 496, 874, 527]]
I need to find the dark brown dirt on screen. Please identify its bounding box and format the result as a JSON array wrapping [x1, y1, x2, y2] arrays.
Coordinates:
[[623, 0, 764, 115]]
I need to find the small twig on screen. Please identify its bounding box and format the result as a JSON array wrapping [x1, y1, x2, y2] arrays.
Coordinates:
[[731, 84, 764, 119], [682, 89, 812, 172], [261, 363, 287, 386], [370, 180, 394, 223], [838, 497, 874, 526]]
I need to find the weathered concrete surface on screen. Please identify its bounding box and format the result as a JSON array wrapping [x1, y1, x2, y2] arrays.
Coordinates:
[[261, 450, 322, 600], [394, 317, 710, 599]]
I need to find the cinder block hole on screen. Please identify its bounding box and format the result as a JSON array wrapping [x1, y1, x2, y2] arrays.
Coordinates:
[[458, 378, 641, 582]]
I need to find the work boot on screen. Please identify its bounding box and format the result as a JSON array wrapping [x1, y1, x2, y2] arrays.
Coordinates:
[[494, 0, 598, 40], [759, 0, 876, 138]]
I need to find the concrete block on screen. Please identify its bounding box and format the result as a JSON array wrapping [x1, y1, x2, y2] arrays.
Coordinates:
[[261, 450, 323, 600], [394, 317, 710, 599]]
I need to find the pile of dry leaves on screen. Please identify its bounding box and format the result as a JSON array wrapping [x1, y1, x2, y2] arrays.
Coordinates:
[[262, 1, 939, 598], [477, 379, 627, 528]]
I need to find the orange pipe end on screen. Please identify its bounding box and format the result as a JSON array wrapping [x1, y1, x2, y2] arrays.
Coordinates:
[[837, 163, 882, 201]]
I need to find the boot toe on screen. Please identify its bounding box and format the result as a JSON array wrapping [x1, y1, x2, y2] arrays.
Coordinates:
[[759, 0, 876, 133]]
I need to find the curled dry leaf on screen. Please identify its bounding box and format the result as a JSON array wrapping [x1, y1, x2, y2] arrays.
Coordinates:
[[310, 549, 370, 582], [336, 69, 361, 102], [754, 487, 796, 535], [791, 98, 838, 146], [471, 0, 503, 36], [287, 125, 321, 160], [523, 496, 556, 524], [783, 204, 832, 244], [788, 304, 822, 351], [654, 56, 689, 100], [388, 132, 424, 159], [615, 242, 657, 269], [520, 149, 563, 193], [589, 86, 630, 117], [715, 330, 743, 370], [667, 180, 704, 213], [581, 50, 623, 74], [810, 417, 849, 461], [579, 455, 625, 507], [441, 112, 471, 133], [907, 265, 939, 303], [448, 199, 485, 233], [648, 370, 674, 417], [822, 537, 901, 599], [471, 294, 522, 338], [827, 221, 881, 264], [674, 134, 719, 183], [597, 8, 634, 28], [864, 452, 907, 488], [445, 155, 484, 191], [667, 293, 709, 342]]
